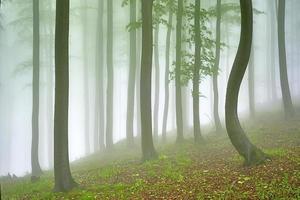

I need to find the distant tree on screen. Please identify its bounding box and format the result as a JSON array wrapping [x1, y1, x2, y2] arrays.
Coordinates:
[[31, 0, 42, 181], [140, 0, 157, 161], [106, 0, 114, 150], [212, 0, 223, 132], [53, 0, 77, 192], [95, 0, 105, 152], [175, 0, 184, 143], [248, 45, 255, 119], [126, 0, 137, 147], [225, 0, 267, 166], [277, 0, 295, 119]]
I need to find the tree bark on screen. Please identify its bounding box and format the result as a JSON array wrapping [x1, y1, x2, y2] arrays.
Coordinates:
[[277, 0, 295, 119], [53, 0, 77, 192], [213, 0, 223, 132], [95, 0, 105, 152], [106, 0, 114, 150], [225, 0, 267, 166], [175, 0, 184, 143], [162, 10, 173, 143], [193, 0, 202, 143], [31, 0, 42, 179], [126, 0, 137, 147], [153, 23, 160, 141], [140, 0, 157, 161]]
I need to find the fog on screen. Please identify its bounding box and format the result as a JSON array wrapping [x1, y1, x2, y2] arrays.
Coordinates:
[[0, 0, 299, 177]]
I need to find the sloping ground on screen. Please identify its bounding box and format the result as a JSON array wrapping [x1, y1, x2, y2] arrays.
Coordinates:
[[2, 114, 300, 200]]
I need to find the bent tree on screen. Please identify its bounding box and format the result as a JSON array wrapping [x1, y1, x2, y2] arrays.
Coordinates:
[[53, 0, 77, 192], [225, 0, 267, 166], [140, 0, 157, 161]]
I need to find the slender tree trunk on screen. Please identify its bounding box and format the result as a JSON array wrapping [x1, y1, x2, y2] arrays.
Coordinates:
[[53, 0, 77, 192], [31, 0, 42, 180], [213, 0, 223, 132], [126, 0, 137, 147], [106, 0, 114, 149], [141, 0, 157, 161], [136, 0, 142, 137], [248, 46, 255, 118], [225, 0, 267, 166], [269, 0, 277, 101], [95, 0, 105, 152], [277, 0, 295, 119], [193, 0, 202, 143], [175, 0, 184, 142], [153, 24, 160, 141], [82, 0, 90, 155], [162, 10, 173, 143]]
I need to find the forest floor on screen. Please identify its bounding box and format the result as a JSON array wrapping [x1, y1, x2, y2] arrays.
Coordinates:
[[1, 112, 300, 200]]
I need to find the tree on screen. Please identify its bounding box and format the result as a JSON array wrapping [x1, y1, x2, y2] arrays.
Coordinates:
[[106, 0, 114, 150], [53, 0, 77, 192], [31, 0, 42, 181], [248, 46, 255, 118], [225, 0, 267, 166], [162, 7, 173, 143], [126, 0, 137, 147], [212, 0, 222, 132], [95, 0, 105, 152], [193, 0, 203, 143], [277, 0, 295, 119], [140, 0, 157, 161], [175, 0, 184, 143]]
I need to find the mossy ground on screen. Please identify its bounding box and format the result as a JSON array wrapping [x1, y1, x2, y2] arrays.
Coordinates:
[[1, 113, 300, 199]]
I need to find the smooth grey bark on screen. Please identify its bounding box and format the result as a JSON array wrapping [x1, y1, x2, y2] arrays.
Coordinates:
[[213, 0, 223, 132], [53, 0, 77, 192], [141, 0, 157, 161], [31, 0, 42, 179], [153, 24, 160, 141], [277, 0, 295, 119], [126, 0, 137, 147], [82, 0, 90, 155], [248, 46, 255, 119], [193, 0, 202, 143], [95, 0, 105, 152], [175, 0, 184, 142], [106, 0, 114, 149], [162, 10, 173, 143], [136, 0, 142, 137], [225, 0, 267, 166]]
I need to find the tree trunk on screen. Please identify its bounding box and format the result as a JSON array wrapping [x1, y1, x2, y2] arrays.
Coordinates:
[[225, 0, 267, 166], [53, 0, 77, 192], [106, 0, 114, 150], [213, 0, 223, 132], [175, 0, 184, 143], [126, 0, 137, 147], [82, 0, 90, 155], [193, 0, 202, 143], [277, 0, 295, 119], [248, 46, 255, 119], [95, 0, 105, 152], [162, 10, 173, 143], [136, 0, 142, 137], [31, 0, 42, 179], [140, 0, 157, 161], [153, 24, 160, 142], [269, 0, 277, 101]]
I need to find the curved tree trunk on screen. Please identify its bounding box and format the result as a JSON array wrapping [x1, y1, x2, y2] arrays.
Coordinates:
[[225, 0, 267, 166], [95, 0, 105, 152], [153, 24, 160, 142], [193, 0, 202, 143], [277, 0, 295, 119], [31, 0, 42, 180], [213, 0, 223, 132], [53, 0, 77, 192], [140, 0, 157, 161], [126, 0, 137, 147], [162, 10, 173, 143], [175, 0, 184, 143], [106, 0, 114, 150]]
